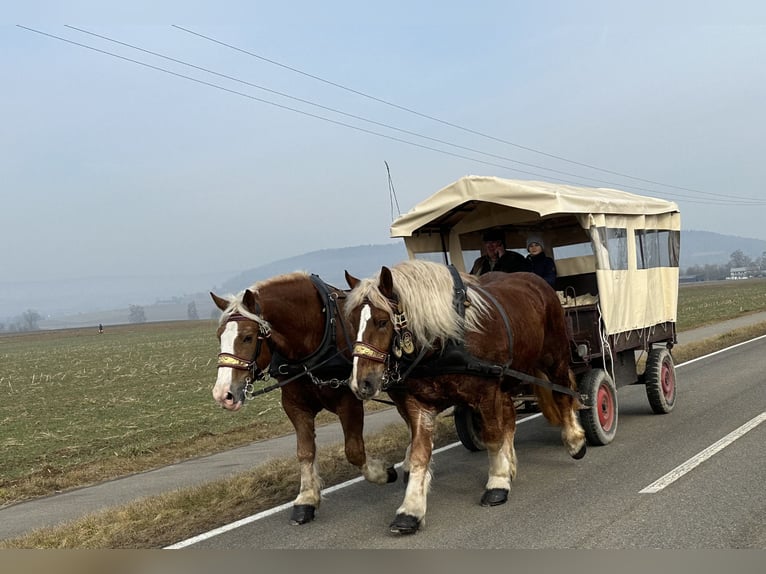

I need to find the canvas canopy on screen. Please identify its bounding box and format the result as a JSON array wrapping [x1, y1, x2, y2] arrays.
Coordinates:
[[391, 175, 681, 337]]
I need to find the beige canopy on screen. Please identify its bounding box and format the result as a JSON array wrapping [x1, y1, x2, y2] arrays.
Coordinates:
[[391, 175, 681, 336]]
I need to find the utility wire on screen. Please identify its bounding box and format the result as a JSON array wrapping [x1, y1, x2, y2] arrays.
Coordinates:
[[172, 25, 764, 203], [62, 25, 701, 198], [56, 26, 766, 206], [18, 25, 765, 207]]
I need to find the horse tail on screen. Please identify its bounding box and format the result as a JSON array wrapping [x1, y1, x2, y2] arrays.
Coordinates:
[[531, 370, 564, 427], [532, 368, 582, 426]]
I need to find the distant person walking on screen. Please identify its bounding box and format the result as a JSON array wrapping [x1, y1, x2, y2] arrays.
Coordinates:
[[98, 323, 104, 334]]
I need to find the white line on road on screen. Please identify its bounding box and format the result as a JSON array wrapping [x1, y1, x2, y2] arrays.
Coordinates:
[[166, 333, 766, 549], [639, 411, 766, 494], [164, 415, 543, 548]]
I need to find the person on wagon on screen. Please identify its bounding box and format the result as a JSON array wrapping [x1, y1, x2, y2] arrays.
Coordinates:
[[470, 228, 531, 275], [526, 234, 557, 287]]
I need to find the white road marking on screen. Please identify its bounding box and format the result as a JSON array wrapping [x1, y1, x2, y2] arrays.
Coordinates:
[[165, 414, 543, 548], [639, 411, 766, 494], [166, 333, 766, 549]]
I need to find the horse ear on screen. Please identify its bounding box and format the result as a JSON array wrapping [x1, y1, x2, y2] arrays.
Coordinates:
[[344, 270, 360, 289], [210, 292, 230, 311], [242, 289, 257, 313], [378, 266, 395, 299]]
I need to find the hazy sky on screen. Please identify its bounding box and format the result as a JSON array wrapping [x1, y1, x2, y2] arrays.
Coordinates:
[[3, 2, 766, 286]]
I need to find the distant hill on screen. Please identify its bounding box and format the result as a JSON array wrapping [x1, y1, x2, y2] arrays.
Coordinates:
[[23, 230, 766, 330], [678, 230, 766, 268], [217, 243, 408, 295]]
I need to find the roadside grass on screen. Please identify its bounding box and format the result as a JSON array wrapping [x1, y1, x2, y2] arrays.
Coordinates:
[[4, 321, 766, 549], [0, 321, 386, 505], [0, 417, 456, 549]]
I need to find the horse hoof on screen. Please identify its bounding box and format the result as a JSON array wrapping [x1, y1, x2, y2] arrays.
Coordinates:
[[389, 513, 420, 535], [290, 504, 316, 525], [386, 466, 398, 483], [572, 444, 587, 460], [480, 488, 509, 507]]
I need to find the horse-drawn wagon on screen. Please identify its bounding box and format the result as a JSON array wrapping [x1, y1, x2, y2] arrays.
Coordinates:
[[388, 175, 681, 447]]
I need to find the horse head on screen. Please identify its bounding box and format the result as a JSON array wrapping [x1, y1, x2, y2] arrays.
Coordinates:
[[345, 266, 399, 400], [210, 290, 273, 411]]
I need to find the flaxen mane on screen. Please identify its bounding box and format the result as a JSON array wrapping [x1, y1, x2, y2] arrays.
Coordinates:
[[347, 260, 491, 349]]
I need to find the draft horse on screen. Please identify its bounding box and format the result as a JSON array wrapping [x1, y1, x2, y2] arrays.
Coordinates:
[[345, 259, 586, 534], [210, 272, 396, 525]]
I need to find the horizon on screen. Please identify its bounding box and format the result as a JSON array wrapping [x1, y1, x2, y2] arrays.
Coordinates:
[[2, 228, 765, 326]]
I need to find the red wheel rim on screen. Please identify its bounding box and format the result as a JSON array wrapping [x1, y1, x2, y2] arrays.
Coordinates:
[[661, 362, 675, 399], [597, 383, 615, 430]]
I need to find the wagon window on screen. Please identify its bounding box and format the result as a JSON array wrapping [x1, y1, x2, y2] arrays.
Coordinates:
[[594, 227, 628, 270], [636, 229, 680, 268]]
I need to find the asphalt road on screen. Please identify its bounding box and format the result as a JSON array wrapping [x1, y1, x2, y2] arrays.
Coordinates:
[[183, 335, 766, 549]]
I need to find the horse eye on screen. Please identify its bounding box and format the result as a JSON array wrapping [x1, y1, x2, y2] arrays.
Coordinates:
[[376, 319, 388, 329], [242, 335, 253, 343]]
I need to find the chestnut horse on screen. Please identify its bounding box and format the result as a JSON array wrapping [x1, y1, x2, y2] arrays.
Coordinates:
[[345, 260, 586, 534], [210, 272, 396, 525]]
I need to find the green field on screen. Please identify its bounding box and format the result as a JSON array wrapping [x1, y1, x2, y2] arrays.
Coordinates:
[[1, 278, 765, 504]]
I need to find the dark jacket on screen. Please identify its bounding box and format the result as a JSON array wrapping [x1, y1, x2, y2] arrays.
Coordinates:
[[470, 250, 531, 276], [527, 252, 557, 287]]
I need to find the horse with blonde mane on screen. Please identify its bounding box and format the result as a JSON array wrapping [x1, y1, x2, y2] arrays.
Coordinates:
[[211, 272, 396, 525], [345, 259, 586, 534]]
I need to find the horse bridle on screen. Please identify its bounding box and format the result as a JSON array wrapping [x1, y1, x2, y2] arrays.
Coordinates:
[[216, 312, 275, 398], [351, 295, 424, 390]]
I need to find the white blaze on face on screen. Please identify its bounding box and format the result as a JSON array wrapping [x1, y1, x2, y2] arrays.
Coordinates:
[[213, 321, 239, 403], [350, 304, 372, 391]]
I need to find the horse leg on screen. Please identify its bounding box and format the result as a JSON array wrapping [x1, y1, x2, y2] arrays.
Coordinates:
[[282, 400, 322, 525], [389, 401, 435, 535], [336, 393, 397, 484], [480, 390, 516, 506]]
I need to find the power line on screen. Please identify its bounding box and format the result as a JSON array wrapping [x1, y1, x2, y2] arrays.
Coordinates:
[[18, 25, 765, 208], [172, 25, 765, 204], [54, 26, 766, 206], [61, 25, 695, 198]]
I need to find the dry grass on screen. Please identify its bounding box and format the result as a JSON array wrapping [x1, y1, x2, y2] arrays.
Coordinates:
[[0, 417, 455, 549]]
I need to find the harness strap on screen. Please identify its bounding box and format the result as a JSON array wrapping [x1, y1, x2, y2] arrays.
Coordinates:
[[470, 284, 514, 369], [390, 266, 580, 400], [268, 275, 352, 378]]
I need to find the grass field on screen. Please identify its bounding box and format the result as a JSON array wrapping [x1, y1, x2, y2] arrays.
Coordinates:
[[1, 278, 766, 505]]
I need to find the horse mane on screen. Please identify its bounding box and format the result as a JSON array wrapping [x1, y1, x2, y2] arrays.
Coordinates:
[[347, 260, 491, 349], [218, 271, 311, 330]]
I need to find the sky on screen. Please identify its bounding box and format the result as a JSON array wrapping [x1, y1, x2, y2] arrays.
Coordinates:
[[3, 1, 766, 290]]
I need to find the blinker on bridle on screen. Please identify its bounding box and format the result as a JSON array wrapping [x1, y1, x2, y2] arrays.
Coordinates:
[[351, 296, 414, 365]]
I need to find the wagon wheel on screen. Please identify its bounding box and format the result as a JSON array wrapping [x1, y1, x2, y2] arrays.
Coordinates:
[[578, 368, 618, 446], [454, 404, 486, 451], [644, 347, 677, 414]]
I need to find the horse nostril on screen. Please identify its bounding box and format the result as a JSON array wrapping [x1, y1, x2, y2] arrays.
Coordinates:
[[225, 392, 235, 402]]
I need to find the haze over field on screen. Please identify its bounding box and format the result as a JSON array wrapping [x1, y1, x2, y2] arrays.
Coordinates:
[[3, 3, 765, 325]]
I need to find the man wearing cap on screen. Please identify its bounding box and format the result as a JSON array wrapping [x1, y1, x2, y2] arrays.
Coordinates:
[[526, 234, 557, 287], [470, 228, 531, 276]]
